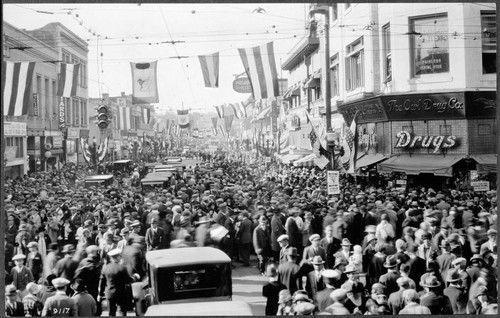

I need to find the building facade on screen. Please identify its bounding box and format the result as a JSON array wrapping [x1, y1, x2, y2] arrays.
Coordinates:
[[282, 3, 496, 185]]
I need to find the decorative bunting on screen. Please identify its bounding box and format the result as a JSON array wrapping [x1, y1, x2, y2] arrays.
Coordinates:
[[142, 107, 151, 125], [57, 63, 80, 98], [79, 137, 91, 164], [97, 136, 109, 163], [214, 105, 224, 119], [177, 109, 190, 129], [2, 61, 36, 116], [198, 52, 219, 88]]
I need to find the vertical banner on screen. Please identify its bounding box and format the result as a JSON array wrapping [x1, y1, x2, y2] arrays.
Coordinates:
[[327, 171, 340, 195], [177, 109, 190, 129], [32, 93, 39, 117], [130, 61, 159, 104], [58, 97, 66, 130]]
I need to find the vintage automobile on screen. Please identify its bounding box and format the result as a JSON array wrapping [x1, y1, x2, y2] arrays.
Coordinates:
[[111, 159, 134, 172], [138, 247, 237, 315], [140, 172, 174, 192], [84, 175, 114, 188], [153, 164, 182, 174], [145, 301, 253, 316]]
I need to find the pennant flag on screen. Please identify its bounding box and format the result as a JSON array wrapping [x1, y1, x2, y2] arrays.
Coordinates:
[[130, 61, 159, 104], [198, 52, 219, 88], [214, 105, 224, 119], [238, 42, 279, 100], [229, 103, 244, 119], [2, 61, 36, 116], [177, 109, 190, 129], [118, 106, 132, 130], [57, 63, 80, 98], [142, 107, 151, 125], [97, 136, 109, 163], [79, 137, 91, 164], [219, 125, 227, 138], [224, 115, 234, 132]]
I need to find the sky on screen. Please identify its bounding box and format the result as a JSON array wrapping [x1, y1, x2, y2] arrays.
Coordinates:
[[4, 3, 310, 113]]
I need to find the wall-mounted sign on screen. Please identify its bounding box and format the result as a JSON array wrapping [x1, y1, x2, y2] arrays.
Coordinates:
[[4, 122, 27, 136], [394, 131, 456, 153], [338, 96, 387, 124], [233, 76, 252, 94], [33, 93, 39, 117], [382, 93, 465, 120], [58, 99, 66, 130], [67, 127, 79, 139], [411, 15, 449, 75]]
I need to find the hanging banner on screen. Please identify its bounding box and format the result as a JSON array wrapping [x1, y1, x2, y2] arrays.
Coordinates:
[[177, 109, 190, 129], [131, 61, 159, 104], [58, 98, 66, 130], [327, 171, 340, 195]]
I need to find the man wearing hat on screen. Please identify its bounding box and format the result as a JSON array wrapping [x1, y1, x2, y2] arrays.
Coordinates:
[[5, 285, 25, 317], [435, 239, 456, 282], [26, 241, 43, 283], [399, 289, 432, 314], [145, 218, 164, 251], [302, 234, 326, 264], [467, 254, 485, 282], [262, 264, 287, 316], [253, 216, 271, 275], [320, 225, 342, 269], [419, 275, 453, 314], [315, 269, 339, 312], [99, 248, 135, 316], [277, 234, 292, 265], [41, 277, 78, 317], [480, 229, 497, 257], [305, 255, 326, 301], [451, 257, 471, 293], [443, 269, 467, 314], [285, 207, 304, 257], [54, 244, 79, 288], [10, 254, 34, 300], [333, 238, 352, 269], [323, 288, 350, 315], [387, 277, 412, 314], [71, 278, 97, 316], [117, 227, 131, 252], [277, 247, 302, 294], [417, 232, 439, 267], [467, 286, 496, 314], [270, 208, 286, 262], [74, 245, 102, 314], [237, 211, 253, 267], [379, 255, 401, 297]]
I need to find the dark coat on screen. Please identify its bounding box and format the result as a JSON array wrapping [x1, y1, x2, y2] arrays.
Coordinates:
[[270, 215, 285, 252], [5, 301, 25, 317], [305, 270, 326, 301], [99, 261, 133, 300], [302, 245, 326, 263], [277, 261, 301, 294], [420, 291, 453, 315], [238, 218, 253, 244], [74, 255, 102, 299], [253, 226, 271, 257], [54, 256, 79, 283], [379, 270, 401, 297], [285, 217, 302, 250], [262, 281, 286, 315], [443, 285, 467, 314], [145, 227, 165, 251], [319, 237, 341, 269]]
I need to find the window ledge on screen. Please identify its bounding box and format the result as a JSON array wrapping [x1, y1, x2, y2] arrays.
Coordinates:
[[408, 75, 453, 84]]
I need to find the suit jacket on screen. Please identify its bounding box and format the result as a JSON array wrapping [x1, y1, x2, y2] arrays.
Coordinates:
[[285, 217, 302, 249], [443, 285, 467, 314], [253, 226, 271, 256], [41, 291, 78, 317], [305, 270, 325, 301], [436, 252, 456, 282], [99, 261, 133, 299], [319, 237, 341, 269], [270, 215, 285, 252], [420, 291, 453, 315], [379, 270, 401, 297], [145, 227, 165, 251], [10, 266, 34, 291], [302, 245, 326, 263], [388, 289, 405, 314], [5, 301, 24, 317], [238, 218, 253, 244], [279, 246, 292, 265], [54, 256, 79, 283], [72, 292, 97, 317], [277, 261, 301, 294]]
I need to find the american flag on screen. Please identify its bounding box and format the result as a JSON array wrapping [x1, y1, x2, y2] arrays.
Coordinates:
[[344, 116, 358, 173], [308, 129, 320, 156]]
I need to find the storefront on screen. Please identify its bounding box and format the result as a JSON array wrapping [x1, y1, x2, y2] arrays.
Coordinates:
[[338, 90, 497, 188], [66, 127, 79, 165], [4, 122, 28, 178], [79, 129, 90, 165], [44, 130, 64, 170]]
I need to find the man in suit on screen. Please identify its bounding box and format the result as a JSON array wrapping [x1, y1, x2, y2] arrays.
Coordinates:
[[302, 234, 326, 264], [305, 255, 326, 301], [417, 233, 439, 267], [451, 257, 471, 294], [277, 247, 302, 294], [419, 275, 453, 314], [270, 208, 286, 262], [319, 225, 342, 269], [443, 269, 467, 314], [285, 207, 303, 256], [333, 238, 352, 269], [222, 210, 237, 261], [436, 239, 456, 282], [116, 227, 130, 252], [214, 202, 228, 226], [145, 218, 164, 251], [277, 234, 292, 265], [41, 278, 78, 317], [379, 255, 401, 297], [54, 244, 79, 289], [315, 269, 340, 312], [5, 285, 24, 317], [387, 277, 411, 315], [238, 212, 253, 267], [253, 216, 271, 275], [99, 249, 134, 316], [480, 229, 497, 257]]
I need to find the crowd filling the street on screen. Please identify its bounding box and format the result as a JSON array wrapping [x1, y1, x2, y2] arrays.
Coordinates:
[[3, 151, 498, 316]]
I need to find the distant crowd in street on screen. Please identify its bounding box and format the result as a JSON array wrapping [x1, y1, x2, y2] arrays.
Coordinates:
[[3, 150, 498, 316]]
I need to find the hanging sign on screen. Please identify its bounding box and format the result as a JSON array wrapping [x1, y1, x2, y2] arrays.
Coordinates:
[[58, 98, 66, 130], [327, 171, 340, 195]]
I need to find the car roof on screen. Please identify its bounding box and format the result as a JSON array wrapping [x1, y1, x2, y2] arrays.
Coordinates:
[[146, 247, 231, 268], [85, 175, 114, 181], [145, 301, 253, 316], [141, 172, 173, 182], [113, 159, 132, 164]]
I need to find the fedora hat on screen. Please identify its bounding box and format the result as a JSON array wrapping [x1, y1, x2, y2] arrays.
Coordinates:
[[5, 285, 17, 296], [310, 255, 325, 265], [71, 278, 87, 292], [470, 254, 485, 264], [286, 247, 299, 257], [445, 269, 461, 283], [344, 264, 357, 274], [421, 275, 441, 288], [383, 255, 398, 268], [62, 244, 75, 254]]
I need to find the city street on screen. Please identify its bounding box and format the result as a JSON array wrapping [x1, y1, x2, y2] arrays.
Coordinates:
[[232, 260, 268, 316]]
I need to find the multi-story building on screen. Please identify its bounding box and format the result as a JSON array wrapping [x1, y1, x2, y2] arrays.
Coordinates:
[[88, 92, 155, 161], [282, 3, 496, 186], [23, 22, 89, 166]]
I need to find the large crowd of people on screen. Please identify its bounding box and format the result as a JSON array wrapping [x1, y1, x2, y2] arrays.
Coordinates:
[[3, 151, 498, 316]]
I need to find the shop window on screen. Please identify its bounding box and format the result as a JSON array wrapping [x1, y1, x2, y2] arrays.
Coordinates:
[[330, 54, 340, 97], [345, 37, 365, 91], [409, 14, 449, 77], [439, 124, 452, 135], [5, 137, 24, 158], [382, 23, 392, 83], [481, 11, 496, 74], [478, 124, 491, 135], [402, 125, 414, 134]]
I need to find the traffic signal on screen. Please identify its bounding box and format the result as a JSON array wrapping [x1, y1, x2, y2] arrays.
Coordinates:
[[96, 104, 111, 130]]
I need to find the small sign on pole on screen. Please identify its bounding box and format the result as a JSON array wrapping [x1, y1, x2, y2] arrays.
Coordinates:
[[471, 181, 490, 192], [327, 171, 340, 195]]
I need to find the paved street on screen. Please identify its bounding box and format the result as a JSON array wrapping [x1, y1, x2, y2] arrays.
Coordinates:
[[232, 259, 267, 316]]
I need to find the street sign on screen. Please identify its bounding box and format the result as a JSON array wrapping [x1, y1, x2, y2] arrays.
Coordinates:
[[233, 76, 252, 93], [327, 171, 340, 195], [471, 181, 490, 192]]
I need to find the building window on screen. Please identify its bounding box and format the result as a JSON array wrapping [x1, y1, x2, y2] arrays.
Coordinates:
[[332, 4, 338, 22], [5, 137, 24, 158], [330, 54, 339, 97], [73, 98, 79, 126], [52, 80, 57, 114], [409, 14, 449, 77], [81, 100, 87, 126], [439, 124, 452, 135], [478, 124, 491, 135], [44, 77, 50, 119], [481, 11, 496, 74], [80, 63, 87, 88], [65, 97, 71, 124], [382, 23, 392, 83], [62, 51, 71, 63], [345, 37, 364, 91]]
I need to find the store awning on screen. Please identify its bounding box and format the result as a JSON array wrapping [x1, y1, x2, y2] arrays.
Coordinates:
[[472, 154, 497, 173], [377, 155, 464, 177], [304, 69, 321, 88], [280, 153, 305, 164], [283, 83, 301, 100], [356, 153, 388, 169], [293, 153, 316, 167]]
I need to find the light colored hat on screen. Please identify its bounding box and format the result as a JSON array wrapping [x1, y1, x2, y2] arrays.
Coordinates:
[[329, 288, 348, 302], [277, 234, 289, 242], [341, 238, 352, 246], [12, 254, 26, 261], [309, 234, 321, 242], [52, 277, 70, 288], [452, 257, 466, 266], [322, 269, 340, 279], [421, 275, 441, 288], [293, 302, 315, 315], [27, 241, 39, 248], [344, 264, 357, 274], [26, 282, 41, 295], [5, 285, 17, 296], [107, 249, 121, 257]]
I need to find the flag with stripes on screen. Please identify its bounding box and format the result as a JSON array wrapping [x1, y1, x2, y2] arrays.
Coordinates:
[[79, 137, 91, 164], [142, 107, 151, 125], [238, 42, 279, 100], [224, 115, 234, 132], [57, 63, 80, 98], [131, 61, 159, 104], [214, 105, 224, 119], [97, 136, 109, 163], [2, 61, 36, 116], [177, 109, 190, 129], [219, 125, 227, 138], [198, 52, 219, 88], [229, 103, 244, 119], [342, 113, 358, 173], [118, 106, 132, 130]]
